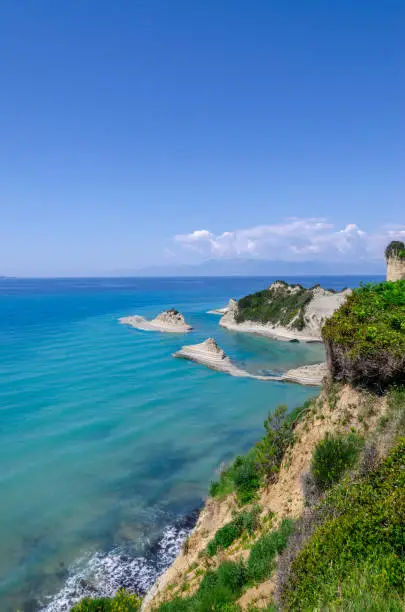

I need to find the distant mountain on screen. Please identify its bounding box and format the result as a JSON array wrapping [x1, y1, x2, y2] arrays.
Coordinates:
[[126, 258, 386, 277]]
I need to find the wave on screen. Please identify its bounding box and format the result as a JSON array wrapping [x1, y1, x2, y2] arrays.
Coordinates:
[[40, 511, 199, 611]]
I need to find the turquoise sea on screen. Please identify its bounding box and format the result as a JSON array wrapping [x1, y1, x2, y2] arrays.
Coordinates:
[[0, 276, 383, 611]]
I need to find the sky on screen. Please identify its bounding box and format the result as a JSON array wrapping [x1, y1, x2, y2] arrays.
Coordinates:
[[0, 0, 404, 276]]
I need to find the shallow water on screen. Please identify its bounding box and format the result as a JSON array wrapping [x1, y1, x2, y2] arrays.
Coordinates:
[[0, 276, 382, 611]]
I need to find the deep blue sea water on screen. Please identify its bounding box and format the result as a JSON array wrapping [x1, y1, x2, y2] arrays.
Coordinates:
[[0, 275, 383, 611]]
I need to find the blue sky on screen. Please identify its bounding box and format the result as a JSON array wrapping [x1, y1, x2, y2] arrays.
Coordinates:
[[1, 1, 404, 276]]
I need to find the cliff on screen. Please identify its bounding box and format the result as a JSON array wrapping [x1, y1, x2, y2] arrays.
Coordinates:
[[142, 381, 403, 611], [386, 240, 405, 281], [140, 278, 405, 611]]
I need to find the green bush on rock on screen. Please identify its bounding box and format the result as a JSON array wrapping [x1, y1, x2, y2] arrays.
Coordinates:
[[209, 404, 304, 505], [206, 506, 260, 556], [247, 518, 294, 583], [322, 281, 405, 387]]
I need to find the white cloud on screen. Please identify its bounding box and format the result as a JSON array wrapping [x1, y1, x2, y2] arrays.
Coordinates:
[[173, 218, 403, 261]]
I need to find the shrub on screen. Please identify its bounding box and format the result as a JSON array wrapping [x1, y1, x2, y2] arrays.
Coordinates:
[[385, 240, 405, 260], [280, 438, 405, 610], [194, 561, 246, 610], [255, 405, 295, 485], [231, 454, 261, 504], [311, 432, 364, 491], [71, 589, 142, 611], [206, 506, 260, 556], [210, 403, 305, 504], [247, 519, 294, 583], [210, 451, 260, 505], [322, 281, 405, 387]]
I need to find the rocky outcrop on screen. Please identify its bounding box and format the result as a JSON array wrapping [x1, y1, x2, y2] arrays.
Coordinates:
[[174, 338, 325, 385], [119, 309, 193, 333], [220, 283, 351, 342], [173, 337, 259, 378], [387, 256, 405, 282], [385, 240, 405, 281], [207, 298, 237, 315]]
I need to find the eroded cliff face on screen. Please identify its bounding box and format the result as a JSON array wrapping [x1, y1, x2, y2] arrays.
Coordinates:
[[142, 382, 387, 611], [387, 256, 405, 281]]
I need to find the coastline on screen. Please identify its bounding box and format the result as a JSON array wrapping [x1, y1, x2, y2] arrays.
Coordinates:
[[219, 317, 324, 342]]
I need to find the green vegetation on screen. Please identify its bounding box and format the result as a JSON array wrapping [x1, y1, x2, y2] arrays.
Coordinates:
[[311, 432, 364, 491], [210, 404, 307, 504], [281, 438, 405, 610], [71, 589, 142, 612], [322, 281, 405, 386], [385, 240, 405, 260], [247, 519, 294, 583], [234, 282, 313, 328], [156, 519, 294, 611], [209, 451, 260, 504], [206, 506, 260, 556]]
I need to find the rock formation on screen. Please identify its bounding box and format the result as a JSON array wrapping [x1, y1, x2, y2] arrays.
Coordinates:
[[119, 309, 193, 333], [385, 240, 405, 281]]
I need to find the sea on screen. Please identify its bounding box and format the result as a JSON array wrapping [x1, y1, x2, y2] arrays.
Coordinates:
[[0, 275, 383, 611]]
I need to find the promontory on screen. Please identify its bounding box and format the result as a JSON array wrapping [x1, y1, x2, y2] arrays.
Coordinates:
[[219, 281, 351, 342]]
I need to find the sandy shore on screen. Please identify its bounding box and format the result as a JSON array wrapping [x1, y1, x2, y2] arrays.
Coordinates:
[[119, 309, 193, 333], [174, 338, 325, 386]]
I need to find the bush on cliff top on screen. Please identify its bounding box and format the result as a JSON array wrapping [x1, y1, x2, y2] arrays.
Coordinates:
[[385, 240, 405, 260], [322, 281, 405, 386]]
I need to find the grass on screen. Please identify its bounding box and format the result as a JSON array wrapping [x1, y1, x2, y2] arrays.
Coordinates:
[[156, 519, 294, 611], [206, 506, 260, 556], [247, 518, 294, 583]]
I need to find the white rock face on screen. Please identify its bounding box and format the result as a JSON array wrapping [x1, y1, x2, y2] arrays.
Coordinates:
[[220, 283, 351, 342], [119, 309, 193, 333], [174, 337, 325, 386], [207, 298, 237, 315], [387, 256, 405, 281]]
